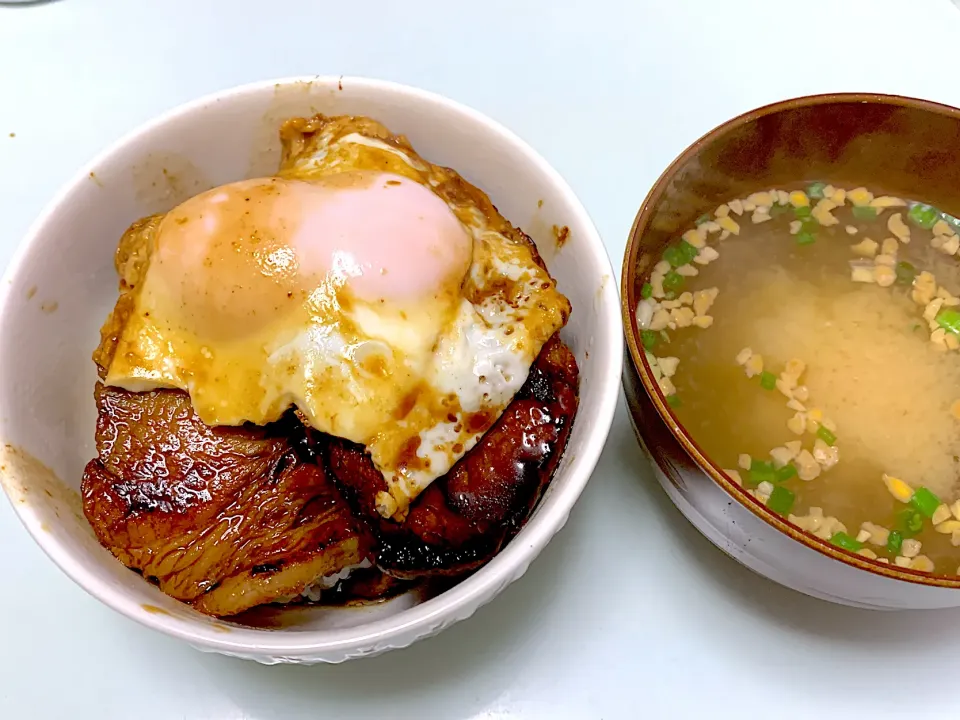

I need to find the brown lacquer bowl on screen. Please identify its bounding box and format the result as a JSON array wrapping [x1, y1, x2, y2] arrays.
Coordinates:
[[622, 93, 960, 609]]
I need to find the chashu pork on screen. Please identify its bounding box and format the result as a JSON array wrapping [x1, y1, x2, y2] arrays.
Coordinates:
[[327, 333, 579, 579], [81, 384, 372, 617]]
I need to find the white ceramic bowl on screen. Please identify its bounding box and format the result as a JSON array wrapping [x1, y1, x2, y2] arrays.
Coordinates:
[[0, 76, 622, 663]]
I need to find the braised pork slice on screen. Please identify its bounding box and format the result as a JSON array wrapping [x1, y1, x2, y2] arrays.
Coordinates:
[[327, 334, 579, 579], [81, 384, 372, 617]]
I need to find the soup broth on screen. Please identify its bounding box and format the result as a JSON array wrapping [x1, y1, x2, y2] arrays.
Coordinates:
[[636, 186, 960, 575]]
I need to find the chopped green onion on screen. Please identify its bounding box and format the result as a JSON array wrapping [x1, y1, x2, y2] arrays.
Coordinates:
[[795, 232, 817, 246], [666, 394, 682, 409], [748, 458, 777, 487], [663, 245, 685, 268], [640, 282, 653, 300], [664, 291, 676, 300], [816, 425, 837, 446], [775, 463, 797, 482], [641, 330, 657, 351], [895, 261, 917, 286], [794, 206, 813, 220], [663, 270, 684, 294], [852, 205, 877, 221], [908, 203, 939, 229], [662, 241, 698, 268], [896, 508, 924, 538], [695, 213, 710, 226], [677, 240, 699, 265], [935, 307, 960, 335], [767, 485, 795, 515], [806, 182, 826, 199], [911, 487, 941, 518], [886, 530, 903, 555], [759, 371, 777, 390], [830, 531, 863, 552], [800, 218, 819, 234]]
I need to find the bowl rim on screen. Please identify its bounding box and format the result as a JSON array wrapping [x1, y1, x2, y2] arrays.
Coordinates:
[[621, 91, 960, 589], [0, 74, 624, 657]]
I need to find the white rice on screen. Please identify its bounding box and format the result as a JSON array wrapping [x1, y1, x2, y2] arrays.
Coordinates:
[[272, 558, 373, 605]]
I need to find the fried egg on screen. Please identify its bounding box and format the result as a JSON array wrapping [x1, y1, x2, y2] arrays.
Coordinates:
[[104, 115, 570, 520]]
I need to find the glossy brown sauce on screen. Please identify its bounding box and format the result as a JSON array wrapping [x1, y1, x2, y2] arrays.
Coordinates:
[[552, 224, 570, 249], [140, 604, 170, 615]]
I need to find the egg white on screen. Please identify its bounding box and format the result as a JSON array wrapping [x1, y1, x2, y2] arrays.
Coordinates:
[[105, 114, 570, 521]]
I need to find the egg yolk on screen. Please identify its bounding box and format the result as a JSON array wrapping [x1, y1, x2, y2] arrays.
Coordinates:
[[149, 172, 473, 340]]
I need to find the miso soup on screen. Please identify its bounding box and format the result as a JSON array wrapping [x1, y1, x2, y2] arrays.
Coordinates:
[[635, 185, 960, 575]]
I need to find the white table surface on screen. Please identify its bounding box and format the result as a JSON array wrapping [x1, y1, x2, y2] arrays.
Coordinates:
[[3, 0, 960, 717]]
